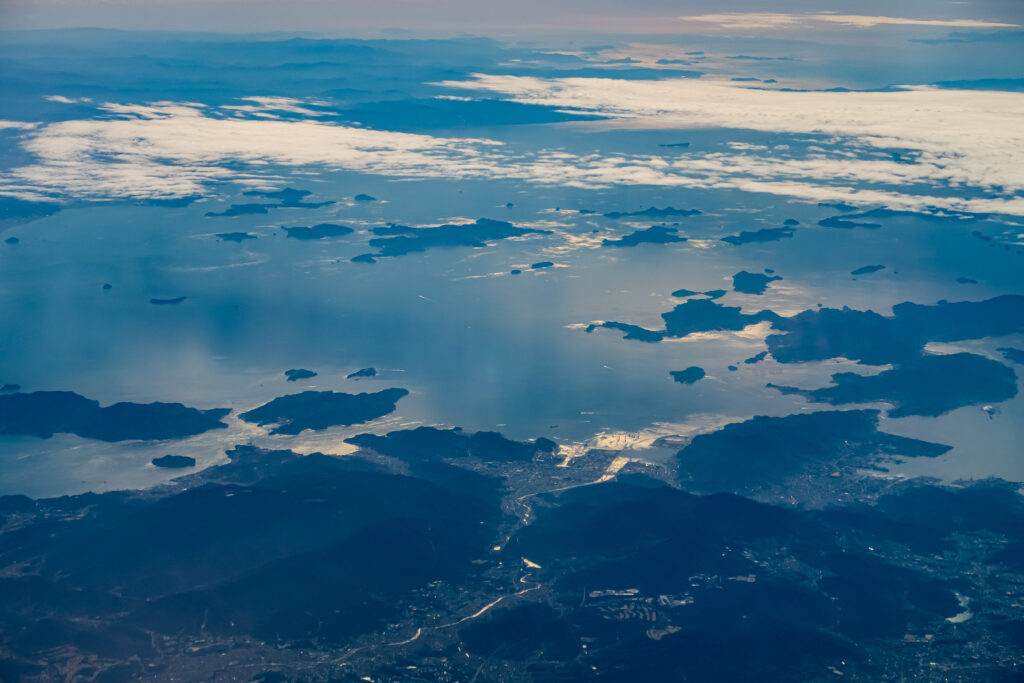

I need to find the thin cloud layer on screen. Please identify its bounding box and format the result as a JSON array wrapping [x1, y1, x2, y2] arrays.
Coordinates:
[[679, 12, 1019, 30]]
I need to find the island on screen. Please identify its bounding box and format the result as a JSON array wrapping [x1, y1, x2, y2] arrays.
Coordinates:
[[603, 206, 701, 219], [721, 226, 795, 245], [601, 225, 687, 248], [818, 201, 858, 212], [678, 409, 950, 494], [346, 426, 556, 463], [818, 217, 881, 229], [670, 366, 705, 384], [243, 188, 334, 208], [239, 388, 409, 435], [284, 369, 317, 382], [0, 390, 229, 441], [998, 347, 1024, 364], [152, 454, 197, 469], [217, 232, 257, 242], [767, 352, 1017, 417], [766, 295, 1024, 365], [732, 270, 782, 295], [588, 297, 779, 343], [283, 223, 354, 240], [362, 218, 549, 260]]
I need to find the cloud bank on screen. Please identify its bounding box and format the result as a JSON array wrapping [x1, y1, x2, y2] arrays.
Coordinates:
[[1, 80, 1022, 216], [678, 13, 1019, 30], [441, 75, 1024, 213]]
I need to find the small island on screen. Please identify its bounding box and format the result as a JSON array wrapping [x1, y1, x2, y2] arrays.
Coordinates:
[[998, 347, 1024, 364], [603, 206, 701, 219], [721, 226, 795, 246], [243, 188, 333, 208], [602, 225, 687, 248], [732, 270, 782, 295], [818, 216, 880, 229], [240, 388, 409, 435], [217, 232, 257, 242], [285, 369, 317, 382], [671, 366, 706, 384], [152, 454, 197, 469], [364, 218, 548, 260], [283, 223, 354, 240]]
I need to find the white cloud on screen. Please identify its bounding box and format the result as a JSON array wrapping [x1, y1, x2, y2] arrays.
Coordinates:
[[811, 14, 1018, 28], [1, 87, 1023, 217], [44, 95, 83, 104], [439, 75, 1024, 206], [679, 13, 801, 29], [221, 96, 331, 117], [679, 12, 1018, 30], [0, 102, 502, 200]]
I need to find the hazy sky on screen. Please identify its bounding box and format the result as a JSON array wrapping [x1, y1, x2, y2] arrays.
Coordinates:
[[1, 0, 1021, 35]]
